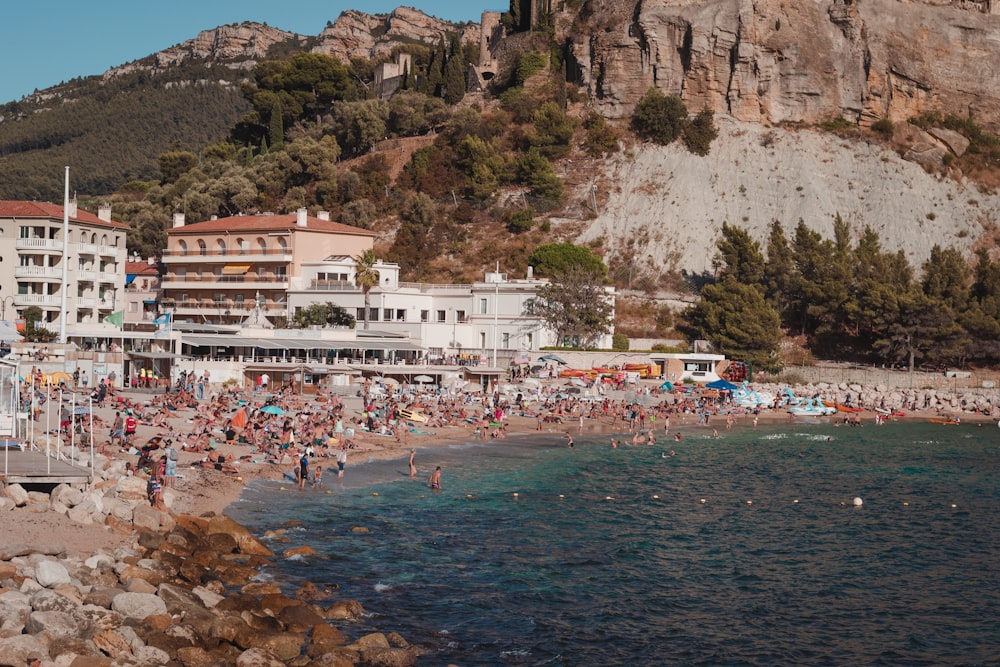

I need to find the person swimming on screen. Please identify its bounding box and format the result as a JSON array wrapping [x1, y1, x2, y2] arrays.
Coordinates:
[[428, 466, 442, 490]]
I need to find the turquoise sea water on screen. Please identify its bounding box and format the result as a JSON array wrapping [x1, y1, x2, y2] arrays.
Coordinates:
[[228, 423, 1000, 666]]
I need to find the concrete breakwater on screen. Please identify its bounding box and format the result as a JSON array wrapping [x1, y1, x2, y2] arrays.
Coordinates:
[[0, 513, 420, 666]]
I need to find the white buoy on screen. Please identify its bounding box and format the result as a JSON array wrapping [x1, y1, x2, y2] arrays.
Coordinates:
[[652, 495, 660, 500], [605, 496, 614, 500], [513, 493, 519, 497], [700, 498, 707, 504], [558, 494, 565, 499], [747, 500, 753, 505], [903, 501, 909, 507], [853, 497, 863, 506], [793, 499, 799, 503], [951, 504, 957, 508]]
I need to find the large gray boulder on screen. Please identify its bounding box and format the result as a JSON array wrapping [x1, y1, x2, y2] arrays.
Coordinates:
[[35, 560, 71, 588], [24, 609, 90, 640], [110, 591, 167, 620]]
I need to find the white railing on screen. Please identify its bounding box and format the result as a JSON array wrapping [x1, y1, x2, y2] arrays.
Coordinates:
[[76, 270, 97, 282], [99, 272, 118, 283], [98, 245, 117, 256], [14, 266, 61, 279], [14, 294, 59, 307], [15, 238, 61, 251], [75, 243, 98, 255], [77, 297, 97, 308]]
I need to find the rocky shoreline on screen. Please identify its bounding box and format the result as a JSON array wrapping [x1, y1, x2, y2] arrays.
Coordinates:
[[0, 509, 421, 667]]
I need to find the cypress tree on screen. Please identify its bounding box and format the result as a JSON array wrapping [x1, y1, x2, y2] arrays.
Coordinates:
[[269, 100, 284, 151], [443, 34, 467, 105]]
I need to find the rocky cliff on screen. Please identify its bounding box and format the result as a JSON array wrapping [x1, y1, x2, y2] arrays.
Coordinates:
[[103, 23, 303, 79], [311, 7, 479, 63], [568, 0, 1000, 131]]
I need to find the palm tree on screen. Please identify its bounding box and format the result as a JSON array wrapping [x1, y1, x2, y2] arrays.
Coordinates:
[[354, 249, 380, 330]]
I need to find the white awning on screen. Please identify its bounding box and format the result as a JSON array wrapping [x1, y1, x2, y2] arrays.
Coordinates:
[[181, 335, 421, 352]]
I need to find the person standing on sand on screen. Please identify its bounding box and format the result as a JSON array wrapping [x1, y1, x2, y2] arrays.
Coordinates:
[[428, 466, 442, 490], [409, 449, 417, 479]]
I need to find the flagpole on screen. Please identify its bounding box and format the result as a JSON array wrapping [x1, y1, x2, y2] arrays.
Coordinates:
[[89, 394, 94, 475], [59, 166, 69, 344]]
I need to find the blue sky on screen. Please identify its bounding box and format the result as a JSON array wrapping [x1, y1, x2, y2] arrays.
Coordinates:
[[1, 0, 498, 103]]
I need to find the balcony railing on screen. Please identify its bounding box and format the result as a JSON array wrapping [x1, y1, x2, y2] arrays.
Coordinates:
[[161, 248, 291, 258], [15, 238, 62, 251], [99, 272, 118, 283], [307, 280, 356, 291], [98, 245, 118, 256], [76, 297, 97, 308], [397, 281, 472, 291], [76, 270, 97, 282], [163, 274, 288, 284], [75, 243, 98, 255], [14, 266, 62, 279], [14, 294, 60, 307]]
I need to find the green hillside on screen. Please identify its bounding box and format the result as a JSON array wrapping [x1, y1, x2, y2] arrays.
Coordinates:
[[0, 65, 250, 200]]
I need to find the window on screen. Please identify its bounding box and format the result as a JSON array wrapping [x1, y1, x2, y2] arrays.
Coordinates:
[[420, 310, 429, 322], [456, 310, 466, 323], [479, 298, 488, 314], [237, 238, 248, 254], [526, 333, 533, 348], [216, 239, 227, 254], [396, 309, 406, 322], [234, 294, 245, 305], [437, 310, 446, 323], [383, 308, 393, 321], [78, 258, 86, 270], [356, 308, 365, 321], [502, 333, 510, 349], [479, 331, 486, 349], [19, 226, 30, 239], [128, 302, 138, 313], [369, 308, 379, 321], [197, 240, 206, 256], [274, 266, 287, 279]]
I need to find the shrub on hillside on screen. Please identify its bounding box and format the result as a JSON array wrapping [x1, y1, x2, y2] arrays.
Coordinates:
[[683, 109, 718, 156], [631, 88, 688, 145]]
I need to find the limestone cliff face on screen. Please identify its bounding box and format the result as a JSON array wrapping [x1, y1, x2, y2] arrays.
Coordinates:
[[568, 0, 1000, 130], [312, 7, 479, 63], [104, 23, 302, 79]]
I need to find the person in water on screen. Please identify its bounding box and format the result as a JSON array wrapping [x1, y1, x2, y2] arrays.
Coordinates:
[[408, 449, 417, 479], [428, 466, 442, 490]]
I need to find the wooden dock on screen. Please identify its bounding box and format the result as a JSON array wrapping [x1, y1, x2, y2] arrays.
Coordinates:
[[0, 448, 92, 485]]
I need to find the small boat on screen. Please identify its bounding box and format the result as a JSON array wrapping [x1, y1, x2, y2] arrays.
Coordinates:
[[788, 397, 837, 417], [928, 418, 960, 425], [398, 409, 429, 424], [835, 404, 863, 413]]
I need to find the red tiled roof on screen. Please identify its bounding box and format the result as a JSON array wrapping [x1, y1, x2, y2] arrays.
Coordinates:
[[0, 200, 129, 230], [166, 213, 376, 237], [125, 261, 160, 275]]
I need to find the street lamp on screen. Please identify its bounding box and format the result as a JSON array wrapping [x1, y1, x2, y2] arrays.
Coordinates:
[[0, 295, 14, 321]]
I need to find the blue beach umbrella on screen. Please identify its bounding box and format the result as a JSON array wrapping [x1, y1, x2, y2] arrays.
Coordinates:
[[261, 405, 285, 415]]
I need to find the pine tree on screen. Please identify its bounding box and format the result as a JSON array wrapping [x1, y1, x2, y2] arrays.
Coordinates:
[[442, 34, 467, 105], [269, 99, 284, 151]]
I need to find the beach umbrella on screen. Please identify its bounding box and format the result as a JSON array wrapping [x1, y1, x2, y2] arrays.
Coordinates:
[[414, 375, 433, 383], [231, 407, 248, 429], [261, 405, 285, 415], [73, 406, 91, 415]]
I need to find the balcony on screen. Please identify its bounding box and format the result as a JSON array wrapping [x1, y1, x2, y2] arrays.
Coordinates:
[[161, 275, 289, 290], [75, 242, 98, 255], [76, 297, 97, 308], [76, 270, 97, 282], [14, 266, 62, 280], [98, 245, 118, 256], [99, 272, 118, 283], [307, 280, 356, 292], [15, 238, 62, 252], [14, 294, 60, 308], [161, 248, 292, 263]]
